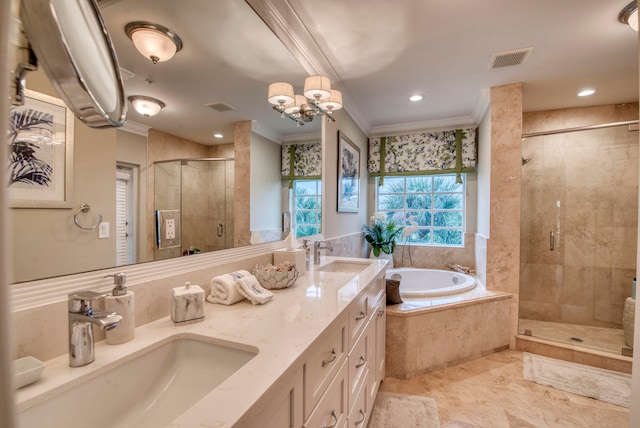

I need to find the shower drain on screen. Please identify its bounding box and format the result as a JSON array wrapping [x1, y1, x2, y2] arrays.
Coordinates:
[[570, 337, 584, 343]]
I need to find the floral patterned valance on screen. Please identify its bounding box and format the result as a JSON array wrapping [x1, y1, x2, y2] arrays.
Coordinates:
[[281, 142, 322, 184], [368, 128, 477, 183]]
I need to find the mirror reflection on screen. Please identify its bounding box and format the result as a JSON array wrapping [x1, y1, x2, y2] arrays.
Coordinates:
[[9, 0, 322, 283]]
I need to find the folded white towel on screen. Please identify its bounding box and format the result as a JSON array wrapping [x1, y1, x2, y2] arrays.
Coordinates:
[[235, 276, 273, 305], [207, 270, 252, 305]]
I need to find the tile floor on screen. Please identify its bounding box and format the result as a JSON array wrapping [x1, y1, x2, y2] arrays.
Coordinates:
[[379, 350, 629, 427]]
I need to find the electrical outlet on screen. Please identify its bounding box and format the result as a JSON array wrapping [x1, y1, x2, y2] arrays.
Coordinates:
[[166, 219, 175, 239], [98, 222, 109, 239]]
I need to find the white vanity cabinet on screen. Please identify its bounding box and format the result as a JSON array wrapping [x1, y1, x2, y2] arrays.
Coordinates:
[[249, 266, 386, 428]]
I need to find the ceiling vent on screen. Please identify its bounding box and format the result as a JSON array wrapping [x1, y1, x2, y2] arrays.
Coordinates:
[[489, 47, 533, 69], [206, 102, 235, 112]]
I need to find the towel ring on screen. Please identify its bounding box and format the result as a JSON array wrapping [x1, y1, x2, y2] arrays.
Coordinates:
[[73, 203, 102, 231]]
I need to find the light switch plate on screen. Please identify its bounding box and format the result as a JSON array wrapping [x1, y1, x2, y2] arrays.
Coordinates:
[[98, 222, 109, 239]]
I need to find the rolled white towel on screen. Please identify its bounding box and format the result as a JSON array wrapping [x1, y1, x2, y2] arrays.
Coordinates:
[[235, 276, 273, 305], [207, 270, 252, 305]]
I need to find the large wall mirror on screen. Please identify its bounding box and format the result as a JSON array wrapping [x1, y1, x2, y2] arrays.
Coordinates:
[[9, 0, 322, 283]]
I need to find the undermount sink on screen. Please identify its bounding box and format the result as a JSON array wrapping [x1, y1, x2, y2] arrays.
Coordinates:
[[18, 335, 257, 428], [317, 259, 372, 273]]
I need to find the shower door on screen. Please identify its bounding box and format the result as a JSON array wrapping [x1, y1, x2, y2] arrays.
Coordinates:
[[519, 124, 638, 355]]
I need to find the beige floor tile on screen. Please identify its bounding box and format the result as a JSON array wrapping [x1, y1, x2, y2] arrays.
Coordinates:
[[380, 350, 628, 428]]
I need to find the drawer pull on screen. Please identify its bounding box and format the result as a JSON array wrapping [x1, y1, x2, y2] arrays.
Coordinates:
[[322, 348, 337, 367], [324, 410, 338, 428], [355, 355, 366, 368], [377, 308, 384, 317], [354, 409, 366, 425], [355, 311, 366, 321]]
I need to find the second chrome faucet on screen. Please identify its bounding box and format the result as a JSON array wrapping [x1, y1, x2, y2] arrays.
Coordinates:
[[313, 240, 334, 265]]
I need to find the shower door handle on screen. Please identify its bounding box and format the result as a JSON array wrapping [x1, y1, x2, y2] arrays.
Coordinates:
[[217, 224, 223, 237], [550, 231, 554, 251]]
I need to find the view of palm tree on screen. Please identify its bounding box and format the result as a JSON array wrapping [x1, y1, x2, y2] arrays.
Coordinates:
[[294, 180, 321, 238], [377, 175, 464, 246]]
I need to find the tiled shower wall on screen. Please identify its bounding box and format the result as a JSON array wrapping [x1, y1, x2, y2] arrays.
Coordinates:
[[520, 103, 639, 329]]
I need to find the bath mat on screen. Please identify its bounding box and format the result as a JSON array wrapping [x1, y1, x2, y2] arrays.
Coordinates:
[[369, 391, 440, 427], [522, 352, 631, 408]]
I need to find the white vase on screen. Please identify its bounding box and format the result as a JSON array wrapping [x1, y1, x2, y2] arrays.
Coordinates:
[[369, 249, 394, 268]]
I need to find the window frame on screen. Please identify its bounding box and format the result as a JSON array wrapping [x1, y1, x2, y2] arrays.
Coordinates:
[[292, 179, 322, 238], [375, 174, 466, 247]]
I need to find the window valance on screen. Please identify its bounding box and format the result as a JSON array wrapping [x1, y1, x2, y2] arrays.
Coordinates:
[[281, 142, 322, 187], [368, 128, 477, 184]]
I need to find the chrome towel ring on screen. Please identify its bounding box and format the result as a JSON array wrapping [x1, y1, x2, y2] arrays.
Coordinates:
[[73, 203, 102, 230]]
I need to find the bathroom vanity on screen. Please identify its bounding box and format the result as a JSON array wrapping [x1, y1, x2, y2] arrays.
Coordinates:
[[14, 257, 387, 428]]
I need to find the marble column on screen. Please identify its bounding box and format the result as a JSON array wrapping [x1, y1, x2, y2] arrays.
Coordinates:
[[234, 121, 252, 248]]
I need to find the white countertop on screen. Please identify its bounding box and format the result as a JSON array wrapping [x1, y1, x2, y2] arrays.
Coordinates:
[[15, 256, 387, 427]]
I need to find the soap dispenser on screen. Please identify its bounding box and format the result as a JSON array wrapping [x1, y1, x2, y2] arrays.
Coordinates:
[[104, 273, 135, 344]]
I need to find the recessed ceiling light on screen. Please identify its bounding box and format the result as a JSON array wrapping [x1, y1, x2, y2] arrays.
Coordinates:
[[577, 89, 595, 97], [409, 94, 423, 102], [213, 133, 223, 139]]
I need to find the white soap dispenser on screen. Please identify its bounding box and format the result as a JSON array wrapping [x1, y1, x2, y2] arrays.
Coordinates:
[[104, 272, 135, 345]]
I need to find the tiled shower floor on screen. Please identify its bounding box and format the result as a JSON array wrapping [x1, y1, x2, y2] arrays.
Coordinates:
[[518, 318, 627, 355]]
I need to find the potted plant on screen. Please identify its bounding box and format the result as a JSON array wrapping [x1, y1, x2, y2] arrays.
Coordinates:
[[362, 213, 403, 266]]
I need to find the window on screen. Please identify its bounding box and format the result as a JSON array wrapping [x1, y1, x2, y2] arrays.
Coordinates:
[[376, 174, 464, 246], [293, 180, 322, 238]]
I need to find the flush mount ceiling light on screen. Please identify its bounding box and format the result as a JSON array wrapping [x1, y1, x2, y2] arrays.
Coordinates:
[[619, 1, 639, 31], [125, 22, 183, 64], [577, 88, 596, 97], [128, 95, 165, 117], [267, 75, 343, 126], [409, 94, 423, 102], [213, 133, 224, 139]]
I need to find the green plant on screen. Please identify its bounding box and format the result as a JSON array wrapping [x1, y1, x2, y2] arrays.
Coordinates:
[[362, 213, 403, 256]]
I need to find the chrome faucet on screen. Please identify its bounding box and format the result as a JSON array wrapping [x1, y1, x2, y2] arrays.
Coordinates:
[[68, 290, 122, 367], [313, 240, 334, 265]]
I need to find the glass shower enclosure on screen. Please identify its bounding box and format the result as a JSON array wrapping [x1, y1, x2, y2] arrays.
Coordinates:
[[153, 158, 234, 260], [519, 123, 638, 356]]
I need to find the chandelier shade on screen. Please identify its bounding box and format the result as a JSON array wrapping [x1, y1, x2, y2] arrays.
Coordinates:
[[303, 75, 332, 100], [268, 82, 295, 106]]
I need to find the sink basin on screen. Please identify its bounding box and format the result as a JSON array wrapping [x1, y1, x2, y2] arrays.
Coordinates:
[[18, 335, 257, 428], [317, 260, 372, 273]]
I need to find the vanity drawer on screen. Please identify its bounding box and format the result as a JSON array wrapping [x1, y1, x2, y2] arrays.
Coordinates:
[[348, 327, 369, 408], [347, 293, 369, 351], [304, 359, 348, 428], [304, 319, 347, 420], [347, 370, 369, 428], [367, 273, 385, 320]]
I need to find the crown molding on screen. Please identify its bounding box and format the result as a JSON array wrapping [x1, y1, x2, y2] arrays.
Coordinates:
[[369, 116, 477, 138], [120, 119, 150, 137]]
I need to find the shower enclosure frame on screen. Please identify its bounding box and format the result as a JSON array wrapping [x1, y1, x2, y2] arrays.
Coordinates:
[[519, 118, 639, 357]]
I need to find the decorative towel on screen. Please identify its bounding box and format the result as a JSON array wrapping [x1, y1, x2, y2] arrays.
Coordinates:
[[207, 270, 252, 305], [235, 276, 274, 305]]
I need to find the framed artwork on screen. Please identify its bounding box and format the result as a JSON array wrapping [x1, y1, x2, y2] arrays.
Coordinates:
[[8, 89, 74, 208], [337, 131, 360, 212]]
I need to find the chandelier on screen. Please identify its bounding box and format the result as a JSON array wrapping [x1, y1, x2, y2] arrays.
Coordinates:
[[268, 75, 342, 126]]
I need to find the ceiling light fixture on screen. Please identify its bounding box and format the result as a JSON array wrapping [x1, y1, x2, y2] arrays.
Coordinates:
[[267, 75, 343, 126], [128, 95, 165, 117], [577, 88, 595, 97], [125, 22, 183, 64], [409, 94, 423, 102], [213, 133, 223, 139], [619, 1, 639, 31]]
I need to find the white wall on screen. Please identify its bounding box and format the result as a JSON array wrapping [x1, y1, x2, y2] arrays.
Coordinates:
[[322, 109, 368, 238], [250, 132, 282, 230]]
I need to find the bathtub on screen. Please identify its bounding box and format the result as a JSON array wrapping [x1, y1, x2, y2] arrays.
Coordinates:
[[386, 268, 476, 298]]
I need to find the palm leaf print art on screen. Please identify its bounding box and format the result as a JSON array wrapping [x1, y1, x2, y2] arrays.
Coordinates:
[[8, 108, 54, 187]]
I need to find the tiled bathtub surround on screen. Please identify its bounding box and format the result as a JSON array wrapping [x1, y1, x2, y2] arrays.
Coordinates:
[[385, 285, 511, 379], [392, 233, 476, 270]]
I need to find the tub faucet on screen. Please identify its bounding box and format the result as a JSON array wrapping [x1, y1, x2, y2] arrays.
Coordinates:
[[68, 290, 122, 367], [313, 240, 334, 265]]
